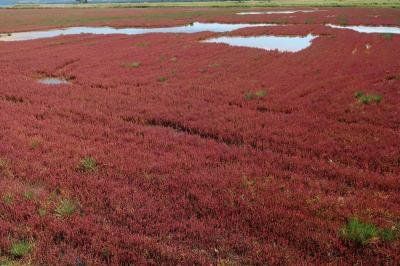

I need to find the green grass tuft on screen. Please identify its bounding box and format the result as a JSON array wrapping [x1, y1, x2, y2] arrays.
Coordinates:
[[337, 15, 348, 25], [157, 76, 167, 82], [255, 90, 267, 97], [381, 33, 394, 40], [381, 228, 397, 242], [55, 198, 76, 218], [127, 62, 141, 68], [340, 218, 380, 245], [10, 240, 32, 258], [23, 191, 34, 201], [3, 194, 13, 205], [245, 89, 267, 100], [340, 218, 398, 245], [0, 256, 13, 266], [79, 156, 97, 173], [359, 94, 382, 104], [244, 92, 254, 100], [38, 208, 47, 217], [354, 91, 382, 104], [354, 91, 364, 98], [304, 18, 314, 24], [30, 138, 41, 150], [135, 42, 148, 47], [0, 158, 13, 178]]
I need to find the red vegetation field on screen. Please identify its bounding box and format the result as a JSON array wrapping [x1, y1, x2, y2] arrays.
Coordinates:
[[0, 7, 399, 265]]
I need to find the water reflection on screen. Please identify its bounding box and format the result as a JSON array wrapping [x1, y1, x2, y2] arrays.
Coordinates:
[[203, 34, 317, 52], [326, 24, 400, 34], [0, 22, 275, 41], [38, 78, 70, 85]]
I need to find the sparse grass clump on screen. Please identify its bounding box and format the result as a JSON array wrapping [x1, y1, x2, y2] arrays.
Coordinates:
[[10, 240, 32, 258], [244, 90, 267, 100], [209, 63, 220, 68], [354, 91, 364, 98], [55, 198, 76, 218], [157, 76, 167, 82], [0, 158, 13, 177], [30, 138, 40, 150], [101, 248, 111, 262], [337, 15, 348, 25], [0, 256, 13, 265], [361, 95, 382, 104], [3, 194, 13, 205], [0, 158, 8, 168], [306, 195, 321, 205], [38, 208, 47, 217], [381, 227, 397, 242], [135, 42, 148, 47], [217, 258, 237, 266], [354, 91, 382, 104], [304, 18, 314, 24], [23, 191, 34, 201], [244, 92, 254, 100], [124, 62, 141, 68], [340, 218, 380, 245], [255, 90, 267, 97], [385, 75, 400, 81], [381, 33, 394, 40], [79, 156, 97, 173], [340, 218, 398, 245], [128, 62, 141, 68]]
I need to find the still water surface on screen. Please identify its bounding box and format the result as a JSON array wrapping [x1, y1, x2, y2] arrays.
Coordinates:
[[203, 34, 317, 52], [0, 22, 275, 41]]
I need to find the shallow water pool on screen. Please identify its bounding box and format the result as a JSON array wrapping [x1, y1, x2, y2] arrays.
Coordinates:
[[0, 22, 275, 41], [202, 34, 317, 52], [326, 24, 400, 34], [38, 78, 70, 85]]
